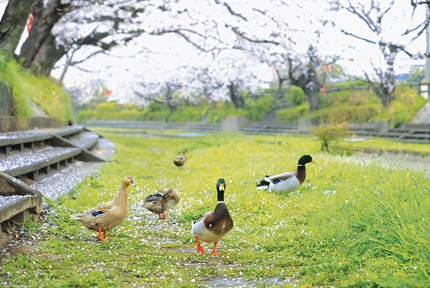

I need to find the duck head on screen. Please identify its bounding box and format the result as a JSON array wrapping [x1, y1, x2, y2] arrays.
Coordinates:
[[298, 155, 318, 166], [124, 176, 135, 186], [216, 178, 226, 202]]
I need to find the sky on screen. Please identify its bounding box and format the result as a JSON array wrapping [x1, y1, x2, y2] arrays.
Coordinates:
[[0, 0, 428, 103]]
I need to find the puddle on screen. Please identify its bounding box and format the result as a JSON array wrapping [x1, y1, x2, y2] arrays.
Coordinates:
[[175, 133, 204, 137]]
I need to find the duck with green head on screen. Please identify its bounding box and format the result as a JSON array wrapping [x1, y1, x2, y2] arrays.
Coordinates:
[[256, 155, 317, 193], [191, 178, 233, 255]]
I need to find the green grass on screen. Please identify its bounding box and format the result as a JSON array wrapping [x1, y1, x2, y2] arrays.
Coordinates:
[[76, 94, 275, 124], [2, 132, 430, 287], [0, 52, 72, 125]]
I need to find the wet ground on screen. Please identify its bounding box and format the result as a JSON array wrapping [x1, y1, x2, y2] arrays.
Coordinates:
[[354, 149, 430, 173]]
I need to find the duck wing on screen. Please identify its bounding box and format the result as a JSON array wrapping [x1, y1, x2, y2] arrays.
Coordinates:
[[143, 192, 163, 206], [267, 172, 295, 183], [89, 201, 114, 217], [193, 211, 213, 225]]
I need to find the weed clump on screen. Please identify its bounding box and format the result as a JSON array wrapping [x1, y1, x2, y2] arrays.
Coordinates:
[[312, 122, 351, 153]]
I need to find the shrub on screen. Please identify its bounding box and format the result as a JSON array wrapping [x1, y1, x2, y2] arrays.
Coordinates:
[[308, 104, 381, 123], [75, 110, 97, 123], [244, 93, 275, 121], [207, 101, 236, 123], [277, 102, 309, 123], [285, 85, 306, 106], [373, 85, 426, 127], [96, 102, 119, 112], [312, 122, 351, 153], [146, 110, 170, 121], [168, 107, 203, 122]]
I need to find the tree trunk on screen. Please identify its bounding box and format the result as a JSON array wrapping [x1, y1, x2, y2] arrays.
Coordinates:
[[229, 82, 245, 109], [20, 0, 70, 72], [368, 79, 394, 108], [32, 32, 66, 76], [288, 63, 321, 111], [275, 69, 288, 102], [302, 83, 320, 111], [0, 0, 35, 61], [364, 45, 398, 108], [165, 84, 177, 113]]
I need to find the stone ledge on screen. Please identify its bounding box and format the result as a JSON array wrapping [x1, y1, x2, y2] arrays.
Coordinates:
[[0, 116, 61, 133]]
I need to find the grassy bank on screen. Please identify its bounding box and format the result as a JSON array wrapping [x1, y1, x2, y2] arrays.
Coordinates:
[[1, 133, 430, 287], [0, 53, 72, 125]]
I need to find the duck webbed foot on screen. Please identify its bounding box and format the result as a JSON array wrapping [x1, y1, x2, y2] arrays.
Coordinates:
[[158, 211, 170, 219], [210, 242, 221, 255], [97, 228, 107, 242]]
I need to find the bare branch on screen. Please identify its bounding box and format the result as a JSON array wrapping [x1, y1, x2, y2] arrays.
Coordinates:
[[228, 26, 281, 46], [215, 0, 248, 21], [339, 29, 377, 44]]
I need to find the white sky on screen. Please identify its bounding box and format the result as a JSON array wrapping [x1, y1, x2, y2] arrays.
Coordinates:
[[0, 0, 427, 101]]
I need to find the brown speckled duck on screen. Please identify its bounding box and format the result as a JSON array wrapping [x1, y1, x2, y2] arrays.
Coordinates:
[[71, 176, 134, 242], [256, 155, 317, 193], [191, 178, 233, 255], [142, 188, 180, 219], [173, 148, 188, 166]]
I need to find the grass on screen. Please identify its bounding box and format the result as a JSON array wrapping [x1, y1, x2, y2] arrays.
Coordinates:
[[2, 132, 430, 287], [0, 52, 72, 125]]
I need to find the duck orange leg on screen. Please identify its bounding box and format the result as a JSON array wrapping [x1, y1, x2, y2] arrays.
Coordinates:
[[103, 231, 112, 240], [97, 228, 107, 242], [210, 242, 221, 255], [159, 210, 170, 220], [195, 236, 205, 254]]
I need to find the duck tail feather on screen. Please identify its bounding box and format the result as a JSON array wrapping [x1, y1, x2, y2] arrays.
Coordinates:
[[256, 179, 270, 189]]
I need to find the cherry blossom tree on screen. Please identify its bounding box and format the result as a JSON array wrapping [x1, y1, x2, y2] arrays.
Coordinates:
[[19, 0, 231, 76], [187, 49, 271, 109], [329, 0, 430, 107], [212, 0, 342, 111]]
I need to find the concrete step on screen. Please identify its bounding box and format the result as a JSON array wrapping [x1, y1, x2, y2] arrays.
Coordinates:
[[33, 160, 105, 208], [0, 126, 114, 247], [0, 146, 82, 181], [69, 131, 100, 150], [0, 125, 84, 156]]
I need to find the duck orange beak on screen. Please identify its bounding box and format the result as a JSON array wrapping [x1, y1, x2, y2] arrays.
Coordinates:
[[219, 183, 225, 191], [311, 160, 318, 164]]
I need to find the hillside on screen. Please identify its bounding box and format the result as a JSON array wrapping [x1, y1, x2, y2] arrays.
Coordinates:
[[0, 53, 73, 129]]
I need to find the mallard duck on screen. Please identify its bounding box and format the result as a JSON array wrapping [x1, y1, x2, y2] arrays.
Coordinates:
[[256, 155, 317, 193], [71, 176, 134, 242], [142, 188, 180, 219], [191, 178, 233, 255], [174, 148, 188, 166]]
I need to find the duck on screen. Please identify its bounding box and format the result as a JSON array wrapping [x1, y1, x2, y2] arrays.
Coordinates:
[[191, 178, 233, 255], [142, 188, 180, 219], [256, 155, 317, 193], [70, 176, 134, 242], [174, 148, 188, 166]]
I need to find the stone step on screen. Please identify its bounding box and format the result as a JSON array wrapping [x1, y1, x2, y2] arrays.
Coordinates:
[[33, 160, 105, 208], [0, 146, 82, 181], [0, 125, 85, 156], [69, 131, 100, 150]]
